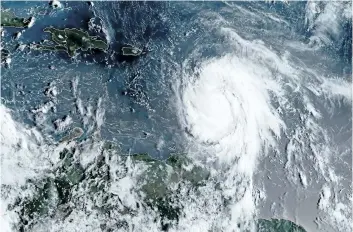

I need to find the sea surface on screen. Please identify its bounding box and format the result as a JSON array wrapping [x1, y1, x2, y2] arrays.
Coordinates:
[[1, 1, 352, 232]]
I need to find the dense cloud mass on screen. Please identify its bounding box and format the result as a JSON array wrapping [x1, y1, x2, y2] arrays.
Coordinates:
[[1, 1, 351, 232]]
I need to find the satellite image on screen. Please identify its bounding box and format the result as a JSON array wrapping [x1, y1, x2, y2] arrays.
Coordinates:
[[0, 1, 351, 232]]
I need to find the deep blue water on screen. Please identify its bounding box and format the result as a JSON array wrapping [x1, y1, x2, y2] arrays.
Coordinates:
[[1, 1, 351, 159], [1, 2, 352, 232]]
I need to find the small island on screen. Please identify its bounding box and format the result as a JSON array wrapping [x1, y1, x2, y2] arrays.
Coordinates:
[[32, 27, 108, 57], [60, 127, 84, 142], [1, 9, 35, 28], [256, 218, 307, 232], [121, 45, 144, 56], [117, 44, 148, 62], [1, 49, 10, 67]]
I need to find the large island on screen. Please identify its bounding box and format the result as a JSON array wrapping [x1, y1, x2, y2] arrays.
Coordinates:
[[1, 9, 35, 28], [31, 27, 108, 57]]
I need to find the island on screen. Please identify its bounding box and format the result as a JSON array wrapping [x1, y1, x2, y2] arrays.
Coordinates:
[[1, 48, 10, 67], [31, 27, 108, 57], [256, 218, 307, 232], [60, 127, 84, 142], [121, 45, 144, 56], [1, 9, 35, 28], [116, 44, 148, 62]]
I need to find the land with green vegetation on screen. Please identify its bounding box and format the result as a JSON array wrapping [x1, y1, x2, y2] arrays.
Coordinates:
[[60, 127, 84, 142], [1, 49, 10, 64], [121, 45, 144, 56], [1, 9, 34, 28], [32, 27, 108, 57], [256, 218, 307, 232], [11, 141, 307, 232]]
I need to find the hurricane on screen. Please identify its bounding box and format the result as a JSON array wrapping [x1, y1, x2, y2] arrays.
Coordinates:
[[0, 1, 351, 232]]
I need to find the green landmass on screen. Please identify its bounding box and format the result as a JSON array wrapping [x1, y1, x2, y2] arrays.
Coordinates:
[[128, 152, 209, 229], [32, 27, 108, 57], [256, 218, 307, 232], [12, 144, 307, 232], [121, 45, 144, 56], [1, 48, 10, 64], [1, 9, 33, 28], [60, 127, 84, 142]]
